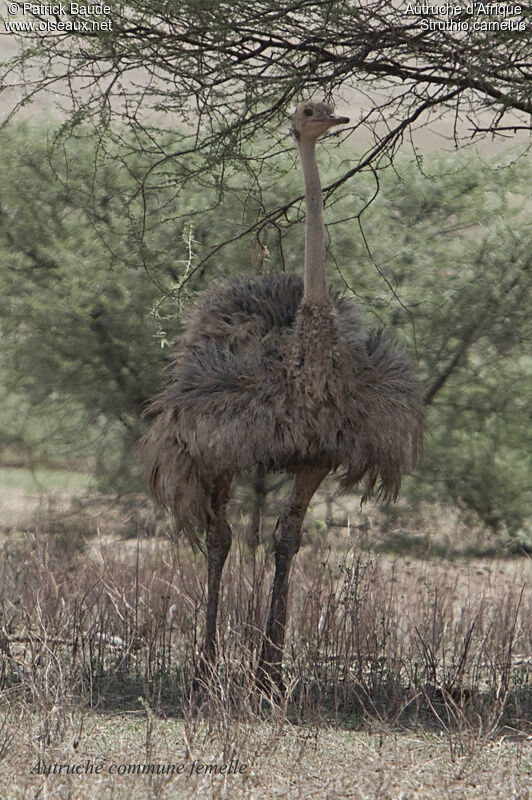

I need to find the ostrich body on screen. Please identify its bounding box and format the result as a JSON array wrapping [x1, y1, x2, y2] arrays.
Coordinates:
[[142, 102, 424, 689]]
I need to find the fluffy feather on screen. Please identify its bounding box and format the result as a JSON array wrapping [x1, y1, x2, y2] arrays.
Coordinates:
[[141, 272, 424, 531]]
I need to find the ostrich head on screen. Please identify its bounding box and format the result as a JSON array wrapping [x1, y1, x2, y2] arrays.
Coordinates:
[[292, 101, 350, 141]]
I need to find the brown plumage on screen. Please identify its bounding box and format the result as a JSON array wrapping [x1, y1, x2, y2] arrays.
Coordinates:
[[144, 274, 422, 525], [141, 101, 424, 690]]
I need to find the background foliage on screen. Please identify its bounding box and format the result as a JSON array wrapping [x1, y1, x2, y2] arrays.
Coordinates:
[[0, 121, 530, 539]]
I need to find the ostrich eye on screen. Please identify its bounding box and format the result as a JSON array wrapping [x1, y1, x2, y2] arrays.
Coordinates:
[[303, 108, 313, 117]]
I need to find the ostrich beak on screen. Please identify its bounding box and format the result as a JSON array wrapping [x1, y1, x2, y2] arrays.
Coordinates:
[[326, 113, 350, 126]]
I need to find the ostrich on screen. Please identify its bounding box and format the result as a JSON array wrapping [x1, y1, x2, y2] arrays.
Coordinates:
[[141, 101, 424, 690]]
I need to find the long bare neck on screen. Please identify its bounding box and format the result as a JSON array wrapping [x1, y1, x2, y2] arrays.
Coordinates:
[[298, 138, 328, 304]]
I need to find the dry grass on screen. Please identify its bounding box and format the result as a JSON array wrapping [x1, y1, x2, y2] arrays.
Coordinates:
[[1, 709, 531, 799], [0, 494, 531, 798]]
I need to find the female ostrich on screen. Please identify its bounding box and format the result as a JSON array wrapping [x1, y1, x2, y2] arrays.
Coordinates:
[[142, 101, 424, 689]]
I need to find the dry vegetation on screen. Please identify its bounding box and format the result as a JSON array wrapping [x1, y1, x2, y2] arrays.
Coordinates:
[[0, 489, 531, 798], [3, 713, 531, 799]]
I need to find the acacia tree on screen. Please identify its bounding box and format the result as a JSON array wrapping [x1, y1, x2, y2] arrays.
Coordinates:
[[2, 1, 531, 220], [2, 0, 530, 276]]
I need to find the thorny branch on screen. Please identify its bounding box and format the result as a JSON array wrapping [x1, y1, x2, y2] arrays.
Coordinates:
[[1, 0, 530, 290]]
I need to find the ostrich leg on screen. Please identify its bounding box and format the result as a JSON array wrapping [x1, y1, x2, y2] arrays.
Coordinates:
[[258, 467, 328, 692], [202, 472, 233, 667]]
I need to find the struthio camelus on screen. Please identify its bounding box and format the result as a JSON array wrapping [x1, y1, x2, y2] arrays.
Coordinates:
[[142, 101, 424, 690]]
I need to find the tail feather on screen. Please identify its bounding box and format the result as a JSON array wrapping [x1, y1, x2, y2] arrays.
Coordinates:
[[140, 412, 212, 542]]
